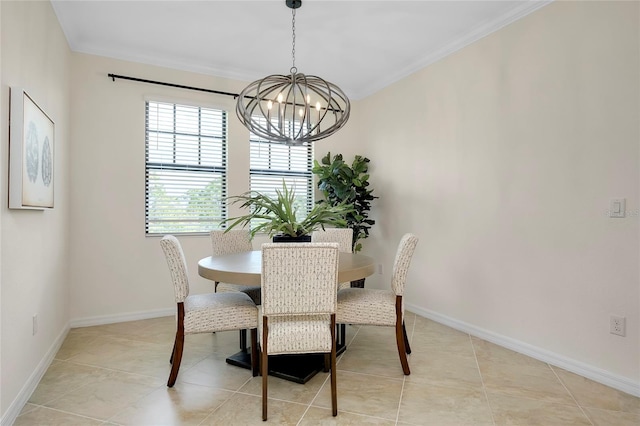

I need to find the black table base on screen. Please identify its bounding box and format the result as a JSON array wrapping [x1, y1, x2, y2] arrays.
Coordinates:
[[227, 324, 348, 384]]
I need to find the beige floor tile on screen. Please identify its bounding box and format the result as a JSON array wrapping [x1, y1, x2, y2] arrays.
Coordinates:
[[21, 313, 640, 425], [13, 405, 104, 425], [200, 392, 307, 425], [67, 334, 209, 380], [472, 338, 549, 369], [299, 406, 395, 424], [405, 349, 483, 391], [337, 346, 408, 378], [338, 324, 361, 347], [28, 360, 113, 405], [55, 331, 101, 361], [475, 345, 574, 406], [348, 325, 400, 347], [312, 371, 403, 420], [398, 381, 493, 425], [480, 361, 575, 405], [584, 406, 640, 426], [486, 391, 591, 425], [177, 352, 254, 391], [240, 370, 330, 404], [17, 403, 38, 416], [44, 370, 164, 420], [108, 381, 233, 425], [552, 367, 640, 414]]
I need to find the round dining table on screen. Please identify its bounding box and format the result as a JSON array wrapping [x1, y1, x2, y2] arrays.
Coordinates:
[[197, 249, 376, 384], [198, 250, 376, 286]]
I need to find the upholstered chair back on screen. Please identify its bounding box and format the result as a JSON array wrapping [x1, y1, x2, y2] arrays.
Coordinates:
[[210, 230, 253, 256], [160, 235, 190, 303], [391, 233, 419, 296], [261, 242, 339, 316], [311, 228, 353, 253]]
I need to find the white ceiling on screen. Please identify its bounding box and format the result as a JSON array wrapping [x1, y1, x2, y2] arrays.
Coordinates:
[[51, 0, 550, 100]]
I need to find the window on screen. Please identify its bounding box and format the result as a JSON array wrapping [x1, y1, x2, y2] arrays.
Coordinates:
[[145, 101, 226, 234], [250, 125, 314, 227]]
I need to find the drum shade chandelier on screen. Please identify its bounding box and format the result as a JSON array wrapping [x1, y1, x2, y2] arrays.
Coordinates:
[[236, 0, 350, 145]]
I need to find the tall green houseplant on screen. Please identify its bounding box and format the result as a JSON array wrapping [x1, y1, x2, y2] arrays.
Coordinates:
[[223, 180, 353, 239], [313, 152, 377, 252]]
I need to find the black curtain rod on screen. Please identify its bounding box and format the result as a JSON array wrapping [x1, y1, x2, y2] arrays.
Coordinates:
[[108, 73, 239, 99]]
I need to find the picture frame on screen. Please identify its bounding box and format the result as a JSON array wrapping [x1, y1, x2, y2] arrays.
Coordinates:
[[9, 87, 55, 209]]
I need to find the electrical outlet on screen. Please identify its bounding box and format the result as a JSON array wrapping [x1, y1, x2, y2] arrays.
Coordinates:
[[32, 314, 38, 335], [610, 315, 626, 337]]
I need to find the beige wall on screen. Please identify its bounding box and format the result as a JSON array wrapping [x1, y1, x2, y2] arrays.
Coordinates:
[[67, 54, 360, 322], [1, 0, 71, 418], [360, 0, 639, 383], [69, 55, 247, 321]]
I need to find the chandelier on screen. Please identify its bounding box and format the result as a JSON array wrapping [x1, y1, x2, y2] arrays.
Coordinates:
[[236, 0, 350, 145]]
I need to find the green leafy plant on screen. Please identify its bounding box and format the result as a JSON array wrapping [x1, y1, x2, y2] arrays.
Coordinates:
[[312, 152, 377, 252], [223, 180, 353, 238]]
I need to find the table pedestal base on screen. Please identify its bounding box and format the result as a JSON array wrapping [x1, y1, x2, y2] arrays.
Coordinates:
[[227, 325, 348, 384]]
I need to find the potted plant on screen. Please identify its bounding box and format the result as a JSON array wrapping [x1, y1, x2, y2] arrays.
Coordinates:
[[223, 180, 353, 241], [312, 152, 377, 253]]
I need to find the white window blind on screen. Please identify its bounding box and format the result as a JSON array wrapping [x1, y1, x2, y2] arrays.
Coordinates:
[[145, 101, 227, 234], [250, 123, 313, 227]]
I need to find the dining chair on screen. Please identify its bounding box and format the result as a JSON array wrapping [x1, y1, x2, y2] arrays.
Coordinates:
[[311, 228, 353, 290], [160, 235, 259, 387], [336, 233, 419, 375], [210, 230, 261, 304], [261, 242, 340, 420]]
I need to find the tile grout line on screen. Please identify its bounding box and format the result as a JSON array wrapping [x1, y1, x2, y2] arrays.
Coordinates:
[[548, 364, 595, 426], [395, 313, 417, 425], [469, 334, 497, 426], [196, 375, 256, 426], [16, 402, 114, 424], [395, 376, 407, 425]]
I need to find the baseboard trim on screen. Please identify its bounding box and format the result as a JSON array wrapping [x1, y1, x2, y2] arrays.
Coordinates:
[[0, 325, 69, 426], [406, 303, 640, 398], [69, 308, 175, 328]]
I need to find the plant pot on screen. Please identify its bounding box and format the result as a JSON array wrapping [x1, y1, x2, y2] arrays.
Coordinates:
[[272, 234, 312, 243], [350, 278, 366, 288]]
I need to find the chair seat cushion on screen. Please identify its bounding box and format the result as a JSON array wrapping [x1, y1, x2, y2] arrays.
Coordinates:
[[184, 292, 258, 334], [265, 314, 333, 355], [337, 288, 396, 326], [217, 282, 262, 305]]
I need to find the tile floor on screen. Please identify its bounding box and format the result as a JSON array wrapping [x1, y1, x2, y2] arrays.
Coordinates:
[[14, 312, 640, 425]]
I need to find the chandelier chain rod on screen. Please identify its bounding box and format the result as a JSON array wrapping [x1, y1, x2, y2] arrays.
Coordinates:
[[235, 0, 350, 145], [291, 7, 296, 72]]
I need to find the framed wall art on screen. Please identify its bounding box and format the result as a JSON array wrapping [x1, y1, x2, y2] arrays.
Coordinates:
[[9, 87, 55, 209]]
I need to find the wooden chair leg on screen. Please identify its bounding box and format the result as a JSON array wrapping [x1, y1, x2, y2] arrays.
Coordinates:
[[402, 321, 412, 354], [262, 317, 269, 421], [395, 297, 410, 375], [251, 328, 259, 377], [169, 339, 176, 364], [324, 354, 330, 372], [168, 303, 186, 387], [330, 314, 338, 416]]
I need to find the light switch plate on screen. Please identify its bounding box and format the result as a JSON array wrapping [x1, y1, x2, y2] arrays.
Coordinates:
[[610, 199, 626, 218]]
